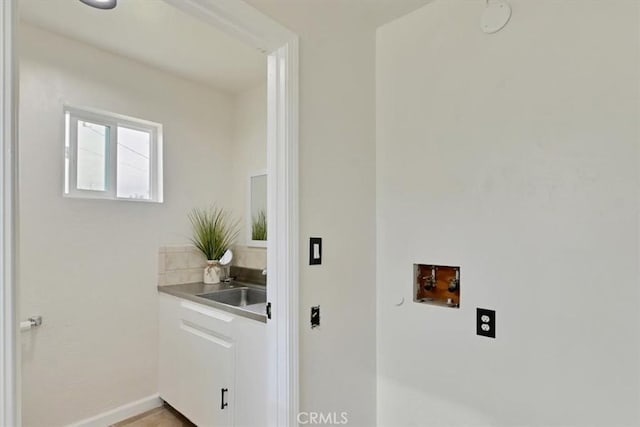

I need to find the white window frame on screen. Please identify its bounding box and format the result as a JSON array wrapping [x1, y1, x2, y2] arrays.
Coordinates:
[[64, 105, 164, 203]]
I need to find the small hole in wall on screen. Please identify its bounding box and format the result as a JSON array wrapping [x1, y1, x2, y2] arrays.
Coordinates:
[[413, 264, 460, 309]]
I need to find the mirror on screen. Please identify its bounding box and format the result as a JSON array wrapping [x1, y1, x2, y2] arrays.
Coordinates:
[[248, 171, 267, 247]]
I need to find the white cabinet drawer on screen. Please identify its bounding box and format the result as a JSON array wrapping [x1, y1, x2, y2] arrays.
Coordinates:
[[179, 299, 234, 338]]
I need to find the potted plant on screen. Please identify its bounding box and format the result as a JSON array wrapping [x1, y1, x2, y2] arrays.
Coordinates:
[[251, 210, 267, 241], [189, 206, 240, 284]]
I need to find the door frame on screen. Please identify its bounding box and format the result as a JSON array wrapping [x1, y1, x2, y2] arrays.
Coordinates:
[[0, 0, 299, 426], [0, 0, 17, 425]]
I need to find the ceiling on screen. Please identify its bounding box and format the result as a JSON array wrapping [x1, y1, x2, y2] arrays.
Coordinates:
[[243, 0, 435, 34], [19, 0, 267, 94]]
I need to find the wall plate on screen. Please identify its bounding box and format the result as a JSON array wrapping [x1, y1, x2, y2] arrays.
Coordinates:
[[481, 1, 511, 34], [476, 308, 496, 338], [309, 237, 322, 265]]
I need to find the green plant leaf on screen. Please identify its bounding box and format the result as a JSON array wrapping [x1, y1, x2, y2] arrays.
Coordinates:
[[251, 209, 267, 241], [189, 206, 240, 260]]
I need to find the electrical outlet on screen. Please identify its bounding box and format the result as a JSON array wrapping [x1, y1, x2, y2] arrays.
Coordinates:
[[476, 308, 495, 338], [311, 306, 320, 328]]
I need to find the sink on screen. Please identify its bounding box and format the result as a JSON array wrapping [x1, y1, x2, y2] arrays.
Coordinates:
[[197, 288, 266, 307]]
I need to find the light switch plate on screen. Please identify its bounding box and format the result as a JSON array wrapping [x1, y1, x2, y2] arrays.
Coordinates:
[[309, 237, 322, 265]]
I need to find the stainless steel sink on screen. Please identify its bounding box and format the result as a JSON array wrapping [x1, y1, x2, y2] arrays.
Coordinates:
[[197, 288, 266, 307]]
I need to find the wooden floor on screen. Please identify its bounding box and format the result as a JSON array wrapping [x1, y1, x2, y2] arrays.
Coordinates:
[[111, 404, 195, 427]]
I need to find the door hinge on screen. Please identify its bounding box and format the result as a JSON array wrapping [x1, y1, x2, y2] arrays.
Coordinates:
[[266, 302, 272, 320]]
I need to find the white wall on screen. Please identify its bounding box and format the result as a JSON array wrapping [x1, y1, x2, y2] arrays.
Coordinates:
[[230, 83, 267, 249], [295, 31, 378, 427], [18, 24, 235, 427], [376, 1, 640, 426]]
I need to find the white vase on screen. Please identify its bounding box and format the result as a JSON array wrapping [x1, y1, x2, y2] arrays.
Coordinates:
[[204, 260, 221, 284]]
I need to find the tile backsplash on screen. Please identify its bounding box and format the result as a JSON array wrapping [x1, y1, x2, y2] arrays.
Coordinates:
[[158, 246, 206, 286], [233, 245, 267, 271], [158, 245, 267, 286]]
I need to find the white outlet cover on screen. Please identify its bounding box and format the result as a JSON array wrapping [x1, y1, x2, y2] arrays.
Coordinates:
[[481, 1, 511, 34]]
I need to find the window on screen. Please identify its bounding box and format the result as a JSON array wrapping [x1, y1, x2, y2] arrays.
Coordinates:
[[64, 106, 163, 202]]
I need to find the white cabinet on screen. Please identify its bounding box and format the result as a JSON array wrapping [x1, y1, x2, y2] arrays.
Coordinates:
[[180, 319, 234, 426], [158, 293, 267, 427]]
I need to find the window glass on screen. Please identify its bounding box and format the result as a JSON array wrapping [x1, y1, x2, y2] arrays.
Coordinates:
[[76, 120, 108, 191], [117, 126, 151, 200]]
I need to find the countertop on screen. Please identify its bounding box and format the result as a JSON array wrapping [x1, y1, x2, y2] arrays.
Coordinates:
[[158, 281, 267, 323]]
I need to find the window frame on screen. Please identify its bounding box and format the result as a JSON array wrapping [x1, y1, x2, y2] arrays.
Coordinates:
[[64, 105, 163, 203]]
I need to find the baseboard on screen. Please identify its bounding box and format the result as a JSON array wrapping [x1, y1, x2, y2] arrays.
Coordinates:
[[67, 394, 163, 427]]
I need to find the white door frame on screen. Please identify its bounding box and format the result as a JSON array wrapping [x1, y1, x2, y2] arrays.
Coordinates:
[[0, 0, 299, 426], [0, 0, 18, 425]]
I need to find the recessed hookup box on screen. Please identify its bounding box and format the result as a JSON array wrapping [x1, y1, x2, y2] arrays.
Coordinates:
[[413, 264, 460, 308]]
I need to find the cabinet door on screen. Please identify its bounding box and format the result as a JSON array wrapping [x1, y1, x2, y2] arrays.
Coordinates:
[[159, 294, 236, 427], [180, 320, 235, 427]]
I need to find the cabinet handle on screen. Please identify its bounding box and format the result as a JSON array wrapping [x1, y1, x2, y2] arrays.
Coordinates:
[[221, 388, 228, 410]]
